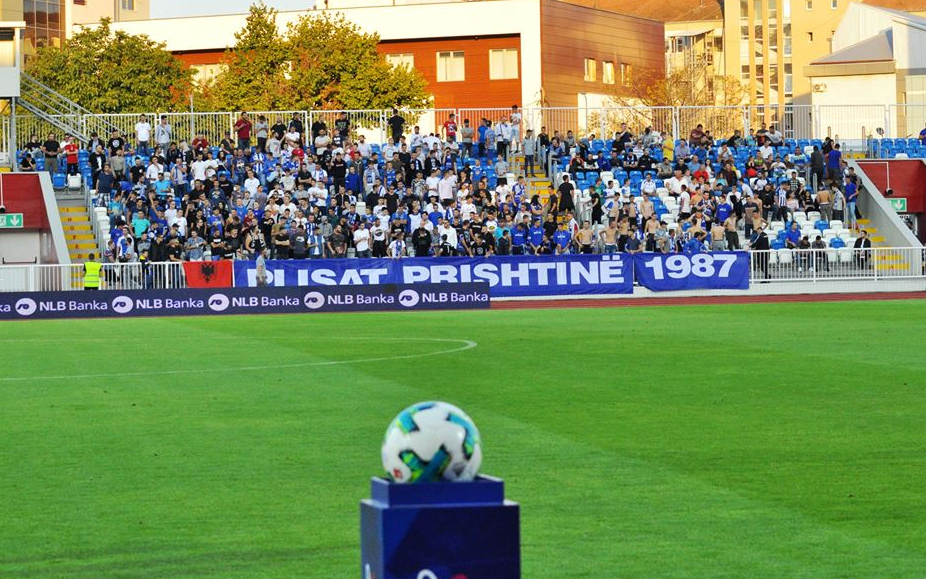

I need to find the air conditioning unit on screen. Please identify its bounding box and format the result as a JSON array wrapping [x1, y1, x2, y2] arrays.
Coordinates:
[[813, 83, 827, 93]]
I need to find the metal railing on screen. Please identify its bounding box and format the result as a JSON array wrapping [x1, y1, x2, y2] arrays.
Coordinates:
[[10, 104, 926, 151], [1, 250, 922, 293], [0, 262, 187, 292], [748, 247, 925, 282]]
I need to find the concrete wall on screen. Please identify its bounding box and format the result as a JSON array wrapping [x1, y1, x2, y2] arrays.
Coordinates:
[[0, 231, 40, 263]]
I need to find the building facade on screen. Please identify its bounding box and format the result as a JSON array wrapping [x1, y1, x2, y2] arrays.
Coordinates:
[[72, 0, 150, 26], [721, 0, 926, 108], [98, 0, 665, 114], [0, 0, 69, 58], [807, 3, 926, 139]]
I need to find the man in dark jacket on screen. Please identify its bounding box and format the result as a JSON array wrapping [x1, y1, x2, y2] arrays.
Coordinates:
[[751, 226, 771, 280]]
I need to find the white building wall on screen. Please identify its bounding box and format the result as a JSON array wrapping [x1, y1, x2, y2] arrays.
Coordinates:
[[832, 4, 894, 51], [811, 73, 897, 139]]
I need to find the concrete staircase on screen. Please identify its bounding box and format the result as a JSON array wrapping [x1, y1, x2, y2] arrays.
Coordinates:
[[58, 203, 96, 264], [508, 151, 553, 206]]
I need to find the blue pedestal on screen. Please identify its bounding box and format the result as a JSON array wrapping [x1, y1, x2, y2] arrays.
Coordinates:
[[360, 475, 520, 579]]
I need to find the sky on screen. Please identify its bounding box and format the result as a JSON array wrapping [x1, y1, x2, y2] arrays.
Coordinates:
[[152, 0, 316, 18]]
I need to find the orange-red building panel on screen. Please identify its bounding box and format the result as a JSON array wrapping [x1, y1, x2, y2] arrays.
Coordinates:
[[375, 35, 522, 109]]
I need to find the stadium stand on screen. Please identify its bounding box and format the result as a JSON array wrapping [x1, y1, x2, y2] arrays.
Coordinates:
[[14, 111, 869, 264]]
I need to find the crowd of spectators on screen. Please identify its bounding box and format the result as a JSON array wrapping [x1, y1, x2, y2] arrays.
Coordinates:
[[16, 107, 869, 266]]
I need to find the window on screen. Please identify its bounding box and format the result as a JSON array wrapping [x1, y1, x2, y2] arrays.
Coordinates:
[[386, 53, 414, 70], [602, 61, 615, 85], [489, 49, 518, 80], [584, 58, 596, 82], [830, 0, 837, 7], [806, 0, 812, 8], [807, 31, 814, 42], [436, 51, 465, 82], [620, 63, 633, 87], [22, 0, 65, 57], [121, 0, 135, 9]]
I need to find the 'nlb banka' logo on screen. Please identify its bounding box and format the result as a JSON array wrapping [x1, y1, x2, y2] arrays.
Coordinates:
[[111, 296, 134, 314], [303, 291, 325, 310], [207, 293, 230, 312], [398, 289, 420, 308], [14, 298, 37, 316]]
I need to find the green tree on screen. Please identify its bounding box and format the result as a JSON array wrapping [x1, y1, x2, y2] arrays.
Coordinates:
[[203, 6, 430, 111], [25, 19, 193, 113], [284, 12, 429, 110], [203, 2, 289, 111]]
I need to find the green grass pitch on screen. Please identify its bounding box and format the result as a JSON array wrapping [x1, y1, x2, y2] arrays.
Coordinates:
[[1, 300, 925, 579]]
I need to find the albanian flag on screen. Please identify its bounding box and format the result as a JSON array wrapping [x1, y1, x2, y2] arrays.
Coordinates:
[[183, 260, 233, 288]]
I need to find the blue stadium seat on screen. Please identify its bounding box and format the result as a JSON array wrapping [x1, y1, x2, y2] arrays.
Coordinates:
[[52, 173, 66, 188]]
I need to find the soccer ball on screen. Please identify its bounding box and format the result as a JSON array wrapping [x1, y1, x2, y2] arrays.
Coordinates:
[[382, 401, 482, 483]]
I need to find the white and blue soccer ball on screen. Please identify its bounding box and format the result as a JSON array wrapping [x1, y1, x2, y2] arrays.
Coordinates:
[[382, 401, 483, 483]]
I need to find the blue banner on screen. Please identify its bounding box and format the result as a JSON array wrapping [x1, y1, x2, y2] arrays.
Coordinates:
[[633, 252, 750, 291], [0, 283, 489, 320], [234, 255, 633, 298]]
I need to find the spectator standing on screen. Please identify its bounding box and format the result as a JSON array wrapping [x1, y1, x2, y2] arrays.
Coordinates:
[[255, 115, 269, 152], [63, 135, 79, 176], [826, 143, 842, 182], [135, 114, 152, 156], [155, 115, 173, 151], [234, 112, 253, 151], [845, 175, 859, 229], [509, 105, 522, 152], [42, 133, 60, 174], [522, 129, 537, 176], [388, 108, 406, 143]]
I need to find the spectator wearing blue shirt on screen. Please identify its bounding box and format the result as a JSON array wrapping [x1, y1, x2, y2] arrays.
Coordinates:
[[784, 221, 801, 248], [826, 143, 842, 181], [511, 222, 528, 255], [477, 119, 488, 158], [552, 222, 572, 254], [919, 122, 926, 145], [528, 219, 545, 255], [684, 231, 707, 254]]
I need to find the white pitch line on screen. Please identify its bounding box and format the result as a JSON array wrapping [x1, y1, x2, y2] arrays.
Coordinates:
[[0, 338, 477, 383]]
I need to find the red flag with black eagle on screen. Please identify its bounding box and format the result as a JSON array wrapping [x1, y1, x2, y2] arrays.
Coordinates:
[[183, 261, 233, 288]]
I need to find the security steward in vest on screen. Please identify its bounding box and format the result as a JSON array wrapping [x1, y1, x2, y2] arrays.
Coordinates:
[[83, 253, 102, 290]]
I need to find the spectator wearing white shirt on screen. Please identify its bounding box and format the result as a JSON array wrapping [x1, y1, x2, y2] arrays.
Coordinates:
[[438, 220, 458, 256], [243, 170, 260, 197], [145, 159, 163, 182], [666, 170, 690, 197], [135, 114, 152, 156], [678, 186, 692, 218], [357, 136, 372, 159], [437, 171, 456, 207], [353, 223, 372, 258], [371, 218, 389, 257], [388, 232, 407, 258], [509, 105, 522, 152]]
